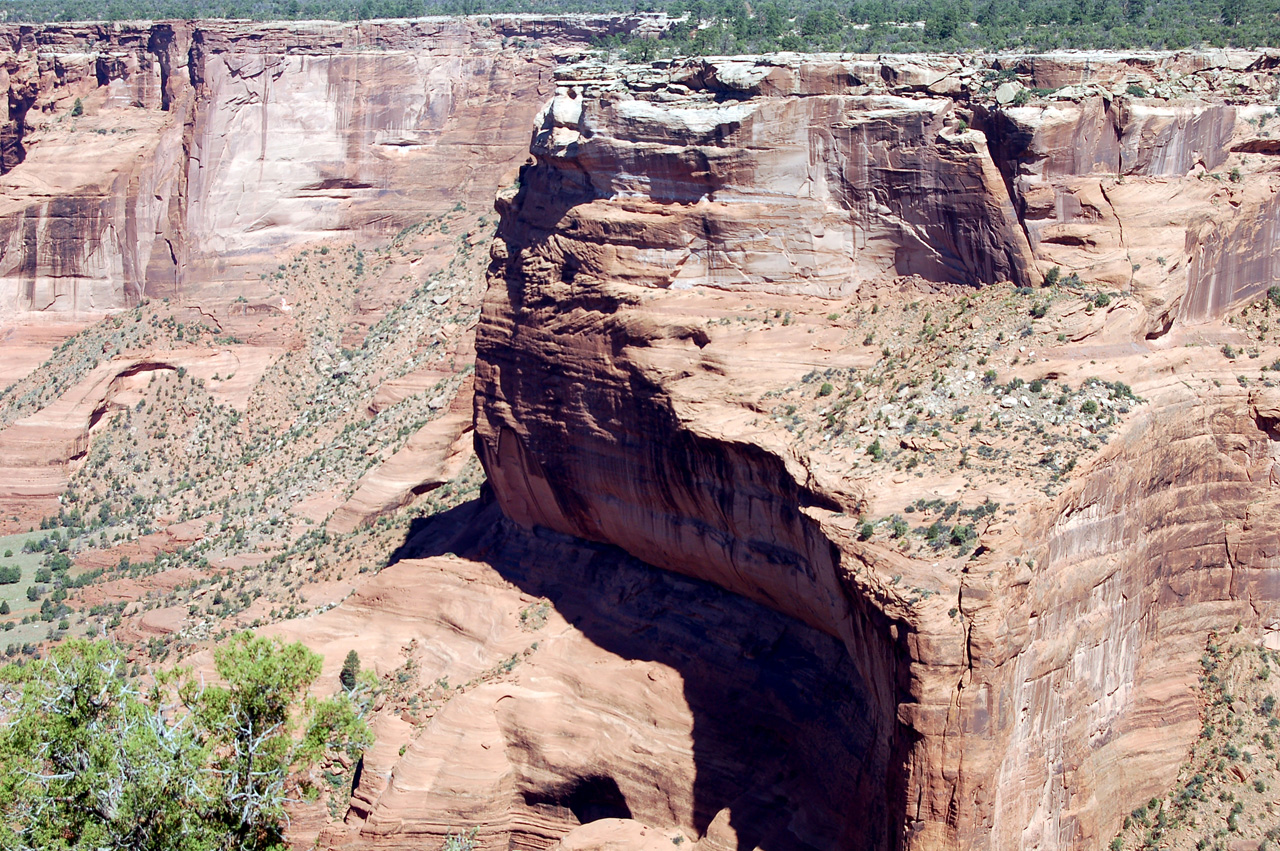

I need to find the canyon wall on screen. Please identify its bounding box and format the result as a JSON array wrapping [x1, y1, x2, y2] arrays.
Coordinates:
[[475, 52, 1280, 850], [0, 15, 668, 324], [5, 22, 1280, 849], [0, 15, 611, 529]]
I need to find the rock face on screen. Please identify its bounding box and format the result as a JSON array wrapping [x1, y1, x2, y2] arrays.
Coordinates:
[[8, 29, 1280, 851], [0, 16, 668, 324], [0, 17, 615, 531], [476, 52, 1280, 850], [271, 506, 883, 851], [526, 69, 1035, 295]]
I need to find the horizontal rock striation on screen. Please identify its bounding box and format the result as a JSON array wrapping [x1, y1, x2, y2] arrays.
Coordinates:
[[0, 16, 671, 323], [476, 53, 1280, 850], [526, 73, 1036, 294]]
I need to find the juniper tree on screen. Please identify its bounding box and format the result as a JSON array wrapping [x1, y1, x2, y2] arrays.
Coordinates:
[[339, 649, 360, 692], [0, 635, 370, 851]]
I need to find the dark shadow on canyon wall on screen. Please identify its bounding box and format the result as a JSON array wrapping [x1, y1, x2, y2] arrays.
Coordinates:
[[389, 490, 891, 851]]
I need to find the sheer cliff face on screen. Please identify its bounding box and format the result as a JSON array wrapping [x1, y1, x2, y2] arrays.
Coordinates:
[[523, 68, 1036, 296], [0, 18, 578, 321], [987, 93, 1280, 326], [477, 53, 1280, 850]]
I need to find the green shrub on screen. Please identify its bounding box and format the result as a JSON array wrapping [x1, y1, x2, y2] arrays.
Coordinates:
[[443, 828, 479, 851], [0, 635, 371, 850]]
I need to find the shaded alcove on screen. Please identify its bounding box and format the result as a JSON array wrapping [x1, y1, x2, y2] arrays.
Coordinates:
[[388, 492, 895, 850], [524, 775, 635, 827]]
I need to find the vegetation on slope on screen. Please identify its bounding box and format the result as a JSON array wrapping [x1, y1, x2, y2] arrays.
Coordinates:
[[0, 634, 371, 851], [0, 203, 490, 659], [0, 0, 1276, 51], [1111, 630, 1280, 851]]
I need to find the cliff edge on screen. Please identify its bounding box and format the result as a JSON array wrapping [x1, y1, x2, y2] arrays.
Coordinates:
[[476, 50, 1280, 850]]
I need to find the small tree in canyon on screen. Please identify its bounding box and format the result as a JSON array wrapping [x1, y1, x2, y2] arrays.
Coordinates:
[[0, 635, 370, 851]]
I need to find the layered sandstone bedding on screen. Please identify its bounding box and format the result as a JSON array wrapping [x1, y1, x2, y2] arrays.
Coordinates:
[[4, 23, 1280, 851], [473, 51, 1280, 851]]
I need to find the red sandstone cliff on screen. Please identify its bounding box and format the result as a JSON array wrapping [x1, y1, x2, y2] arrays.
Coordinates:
[[0, 16, 671, 324], [475, 52, 1280, 850], [0, 16, 617, 527], [5, 27, 1280, 850]]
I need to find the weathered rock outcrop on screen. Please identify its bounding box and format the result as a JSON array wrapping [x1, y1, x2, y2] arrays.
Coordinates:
[[526, 68, 1035, 294], [6, 28, 1280, 851], [0, 347, 277, 523], [0, 16, 669, 324], [0, 16, 620, 532], [475, 52, 1280, 850], [271, 507, 883, 851]]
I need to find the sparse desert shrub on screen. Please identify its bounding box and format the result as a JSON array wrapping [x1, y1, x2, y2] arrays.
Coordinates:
[[442, 828, 479, 851]]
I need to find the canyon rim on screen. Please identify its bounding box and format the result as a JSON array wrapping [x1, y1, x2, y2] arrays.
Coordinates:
[[1, 13, 1280, 851]]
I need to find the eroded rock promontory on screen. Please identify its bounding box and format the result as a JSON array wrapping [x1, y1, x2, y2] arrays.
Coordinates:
[[476, 51, 1280, 850]]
